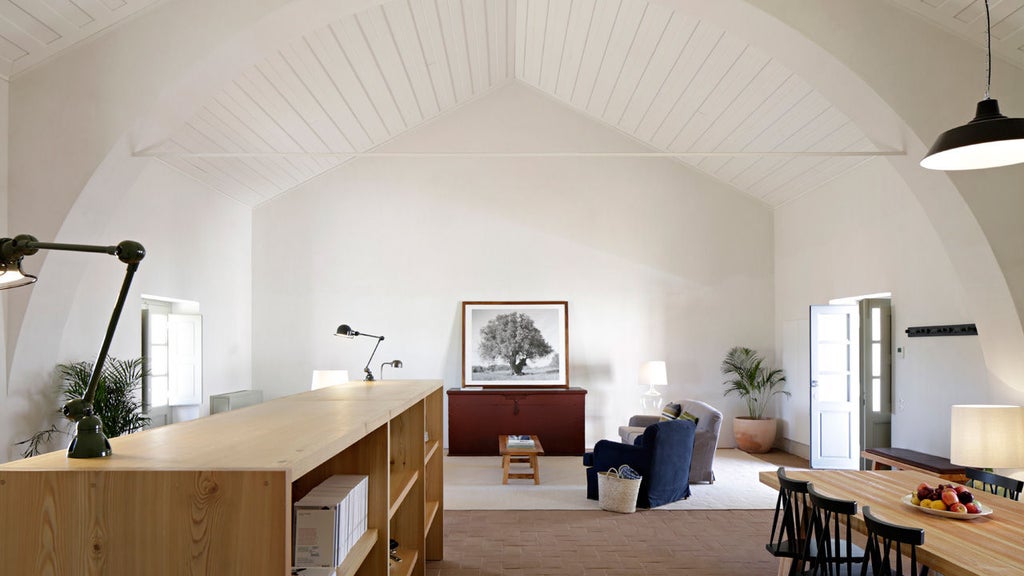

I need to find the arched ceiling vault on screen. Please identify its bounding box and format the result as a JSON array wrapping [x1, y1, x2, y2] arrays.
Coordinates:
[[7, 0, 1024, 390], [4, 1, 1024, 206], [0, 0, 161, 80], [126, 0, 908, 208]]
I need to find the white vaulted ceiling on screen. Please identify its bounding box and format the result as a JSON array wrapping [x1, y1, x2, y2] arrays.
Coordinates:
[[139, 0, 895, 207], [888, 0, 1024, 64], [14, 1, 1024, 208], [511, 1, 882, 206], [147, 0, 514, 206], [0, 0, 161, 79]]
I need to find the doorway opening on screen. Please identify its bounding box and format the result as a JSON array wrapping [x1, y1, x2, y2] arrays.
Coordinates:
[[141, 295, 203, 427], [810, 294, 891, 469]]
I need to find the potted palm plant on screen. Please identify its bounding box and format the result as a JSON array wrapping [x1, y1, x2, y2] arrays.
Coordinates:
[[721, 346, 788, 453], [15, 357, 149, 457]]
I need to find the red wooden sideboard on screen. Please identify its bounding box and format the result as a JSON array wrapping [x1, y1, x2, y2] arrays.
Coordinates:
[[447, 387, 587, 456]]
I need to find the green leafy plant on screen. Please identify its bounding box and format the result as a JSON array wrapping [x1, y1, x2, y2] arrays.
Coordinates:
[[721, 346, 789, 420], [14, 424, 63, 459], [15, 357, 150, 458], [58, 357, 150, 438]]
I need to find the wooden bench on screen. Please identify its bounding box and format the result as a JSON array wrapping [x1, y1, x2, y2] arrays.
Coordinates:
[[862, 447, 967, 483]]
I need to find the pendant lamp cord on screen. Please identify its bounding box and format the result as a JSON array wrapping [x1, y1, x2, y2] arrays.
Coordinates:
[[985, 0, 992, 100]]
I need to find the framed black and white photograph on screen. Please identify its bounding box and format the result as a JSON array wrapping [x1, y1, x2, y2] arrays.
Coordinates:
[[462, 301, 569, 388]]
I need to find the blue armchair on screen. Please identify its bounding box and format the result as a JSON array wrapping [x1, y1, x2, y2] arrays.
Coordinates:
[[617, 400, 722, 484], [583, 418, 696, 508]]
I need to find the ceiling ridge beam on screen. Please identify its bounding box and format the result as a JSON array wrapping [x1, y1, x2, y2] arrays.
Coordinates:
[[135, 150, 904, 158]]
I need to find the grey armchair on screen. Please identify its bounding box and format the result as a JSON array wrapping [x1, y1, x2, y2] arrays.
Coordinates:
[[617, 399, 722, 483]]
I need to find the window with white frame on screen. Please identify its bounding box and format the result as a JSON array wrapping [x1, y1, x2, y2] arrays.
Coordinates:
[[141, 297, 203, 424]]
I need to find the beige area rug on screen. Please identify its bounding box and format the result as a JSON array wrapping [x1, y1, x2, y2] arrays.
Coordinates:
[[444, 448, 780, 510]]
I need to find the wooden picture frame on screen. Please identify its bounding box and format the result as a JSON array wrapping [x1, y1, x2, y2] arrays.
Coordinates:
[[462, 301, 569, 388]]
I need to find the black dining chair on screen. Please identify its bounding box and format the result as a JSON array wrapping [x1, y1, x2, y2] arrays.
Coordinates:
[[966, 467, 1023, 501], [807, 484, 864, 576], [767, 467, 816, 575], [860, 506, 929, 576]]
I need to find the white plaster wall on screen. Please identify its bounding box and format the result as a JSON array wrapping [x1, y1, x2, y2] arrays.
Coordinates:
[[60, 161, 253, 415], [775, 157, 995, 458], [0, 159, 252, 461], [5, 0, 290, 375], [0, 0, 270, 460], [251, 82, 776, 448]]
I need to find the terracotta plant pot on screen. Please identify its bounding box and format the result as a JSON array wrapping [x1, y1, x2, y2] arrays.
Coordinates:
[[733, 417, 777, 453]]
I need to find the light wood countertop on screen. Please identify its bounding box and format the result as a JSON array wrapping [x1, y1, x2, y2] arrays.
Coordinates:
[[2, 379, 439, 480]]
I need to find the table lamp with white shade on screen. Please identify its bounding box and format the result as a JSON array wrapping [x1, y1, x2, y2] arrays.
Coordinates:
[[950, 405, 1024, 469], [639, 360, 668, 411]]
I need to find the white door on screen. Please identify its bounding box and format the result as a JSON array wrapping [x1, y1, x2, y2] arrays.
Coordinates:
[[810, 305, 860, 469]]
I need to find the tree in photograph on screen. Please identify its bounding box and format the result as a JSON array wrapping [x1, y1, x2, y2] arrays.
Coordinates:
[[478, 312, 554, 376]]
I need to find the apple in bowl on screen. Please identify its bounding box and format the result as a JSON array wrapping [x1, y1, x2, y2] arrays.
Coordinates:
[[941, 488, 960, 507], [912, 482, 982, 513]]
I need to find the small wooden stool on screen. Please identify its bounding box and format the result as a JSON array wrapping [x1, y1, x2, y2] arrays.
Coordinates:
[[499, 435, 544, 485]]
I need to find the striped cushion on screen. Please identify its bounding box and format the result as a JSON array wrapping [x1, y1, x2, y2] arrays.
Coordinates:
[[679, 411, 700, 425], [659, 403, 682, 421]]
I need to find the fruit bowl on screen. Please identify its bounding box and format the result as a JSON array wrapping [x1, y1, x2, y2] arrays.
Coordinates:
[[901, 494, 993, 520]]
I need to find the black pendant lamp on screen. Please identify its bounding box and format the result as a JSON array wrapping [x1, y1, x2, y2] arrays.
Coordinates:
[[921, 0, 1024, 170]]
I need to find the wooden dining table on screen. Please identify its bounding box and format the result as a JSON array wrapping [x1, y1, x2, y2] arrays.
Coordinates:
[[759, 469, 1024, 576]]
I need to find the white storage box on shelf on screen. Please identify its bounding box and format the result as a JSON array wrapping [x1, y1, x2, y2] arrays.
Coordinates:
[[293, 475, 369, 568]]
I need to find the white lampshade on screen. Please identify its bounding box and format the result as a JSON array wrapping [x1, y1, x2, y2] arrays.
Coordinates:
[[0, 262, 37, 289], [639, 361, 668, 388], [950, 405, 1024, 468], [311, 370, 350, 390]]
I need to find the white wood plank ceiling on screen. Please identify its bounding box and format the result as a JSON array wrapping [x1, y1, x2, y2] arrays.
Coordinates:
[[887, 0, 1024, 65], [0, 0, 162, 79], [510, 0, 883, 207], [152, 0, 517, 207], [145, 0, 889, 208], [0, 0, 921, 208], [12, 1, 1024, 207]]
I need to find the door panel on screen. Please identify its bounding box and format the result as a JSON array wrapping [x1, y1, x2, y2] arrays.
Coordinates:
[[168, 313, 203, 406], [810, 305, 860, 469], [818, 410, 854, 458], [860, 299, 892, 467]]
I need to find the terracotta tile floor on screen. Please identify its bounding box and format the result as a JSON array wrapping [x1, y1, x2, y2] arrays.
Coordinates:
[[427, 450, 808, 576], [430, 508, 777, 575]]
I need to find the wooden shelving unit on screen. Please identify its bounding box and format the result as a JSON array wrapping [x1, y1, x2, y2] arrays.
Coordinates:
[[390, 549, 419, 576], [338, 529, 378, 576], [0, 379, 444, 576], [389, 469, 421, 519], [425, 439, 440, 463], [423, 387, 444, 561]]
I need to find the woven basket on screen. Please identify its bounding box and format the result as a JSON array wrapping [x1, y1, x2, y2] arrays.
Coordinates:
[[597, 467, 642, 513]]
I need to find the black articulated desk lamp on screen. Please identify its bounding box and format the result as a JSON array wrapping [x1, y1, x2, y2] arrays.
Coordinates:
[[380, 359, 403, 380], [0, 234, 145, 459], [335, 324, 401, 381]]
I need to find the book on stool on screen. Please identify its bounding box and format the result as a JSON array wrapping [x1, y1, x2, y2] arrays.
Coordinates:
[[506, 434, 535, 448]]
